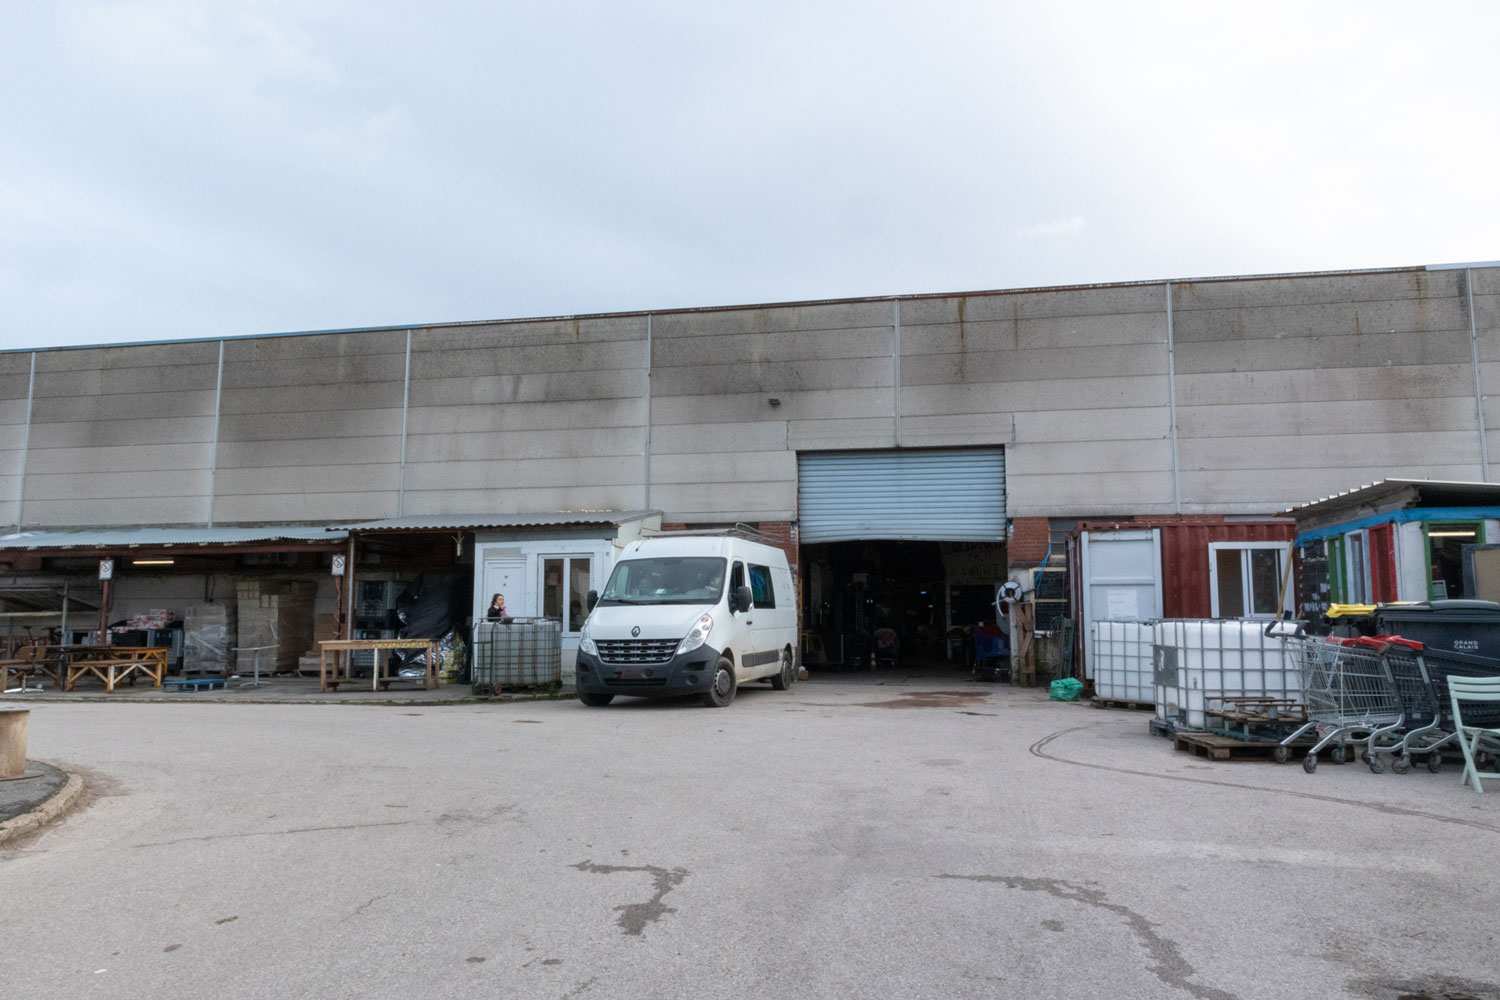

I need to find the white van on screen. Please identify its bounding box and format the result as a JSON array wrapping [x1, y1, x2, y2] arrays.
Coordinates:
[[575, 532, 798, 707]]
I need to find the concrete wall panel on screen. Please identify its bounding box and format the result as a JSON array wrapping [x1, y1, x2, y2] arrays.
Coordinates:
[[1179, 431, 1481, 470], [653, 388, 885, 425], [897, 414, 1010, 447], [903, 342, 1166, 386], [1171, 270, 1454, 309], [218, 408, 405, 442], [1013, 407, 1169, 443], [651, 301, 893, 337], [211, 491, 396, 523], [903, 311, 1165, 353], [24, 469, 210, 501], [416, 315, 647, 351], [653, 327, 889, 367], [216, 437, 402, 469], [405, 398, 643, 435], [403, 426, 643, 463], [786, 418, 898, 451], [1177, 397, 1477, 438], [412, 339, 645, 379], [401, 485, 648, 515], [898, 284, 1166, 324], [649, 451, 797, 486], [1174, 330, 1470, 374], [22, 497, 211, 525], [403, 456, 642, 491], [407, 369, 645, 406], [652, 422, 787, 455], [1176, 364, 1475, 407], [648, 481, 796, 522], [27, 416, 215, 449], [215, 465, 400, 496], [651, 357, 891, 397], [225, 330, 407, 362], [902, 375, 1167, 416], [26, 443, 218, 475]]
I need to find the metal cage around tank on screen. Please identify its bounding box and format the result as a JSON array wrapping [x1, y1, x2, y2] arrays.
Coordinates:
[[471, 618, 563, 691]]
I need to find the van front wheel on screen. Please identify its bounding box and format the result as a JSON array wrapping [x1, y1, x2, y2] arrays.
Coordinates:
[[702, 658, 736, 707], [771, 649, 794, 691]]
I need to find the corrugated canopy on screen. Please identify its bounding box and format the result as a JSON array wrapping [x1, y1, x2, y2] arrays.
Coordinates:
[[1284, 479, 1500, 517], [0, 526, 348, 550], [330, 511, 661, 533]]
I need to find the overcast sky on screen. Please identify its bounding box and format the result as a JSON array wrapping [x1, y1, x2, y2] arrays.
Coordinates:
[[3, 1, 1497, 351]]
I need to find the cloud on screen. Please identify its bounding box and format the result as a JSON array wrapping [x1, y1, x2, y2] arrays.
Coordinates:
[[1015, 216, 1086, 241]]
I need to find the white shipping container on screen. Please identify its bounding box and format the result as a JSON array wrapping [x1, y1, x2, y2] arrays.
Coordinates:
[[1153, 620, 1301, 730], [1091, 621, 1155, 704]]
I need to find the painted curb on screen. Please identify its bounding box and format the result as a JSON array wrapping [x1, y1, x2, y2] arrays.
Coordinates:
[[0, 768, 84, 846]]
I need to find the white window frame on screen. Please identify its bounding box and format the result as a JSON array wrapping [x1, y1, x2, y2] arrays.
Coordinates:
[[1208, 541, 1295, 619], [540, 553, 593, 635]]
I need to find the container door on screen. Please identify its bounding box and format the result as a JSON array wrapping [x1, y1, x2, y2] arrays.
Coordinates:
[[1079, 529, 1163, 678]]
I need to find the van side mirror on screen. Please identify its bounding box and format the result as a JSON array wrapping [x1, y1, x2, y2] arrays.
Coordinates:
[[587, 590, 599, 611], [731, 585, 753, 614]]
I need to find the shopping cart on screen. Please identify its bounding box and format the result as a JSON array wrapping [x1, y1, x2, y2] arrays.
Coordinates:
[[1360, 636, 1452, 774], [1278, 635, 1407, 773]]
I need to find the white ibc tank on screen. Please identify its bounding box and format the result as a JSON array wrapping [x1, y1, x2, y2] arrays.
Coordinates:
[[1090, 621, 1155, 704], [1152, 620, 1300, 730]]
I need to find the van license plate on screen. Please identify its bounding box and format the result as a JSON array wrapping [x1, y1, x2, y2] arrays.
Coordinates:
[[615, 668, 652, 680]]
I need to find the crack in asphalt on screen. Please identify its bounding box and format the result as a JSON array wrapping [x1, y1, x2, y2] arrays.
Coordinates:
[[571, 860, 688, 936], [938, 874, 1239, 1000], [1030, 725, 1500, 834], [131, 820, 413, 848]]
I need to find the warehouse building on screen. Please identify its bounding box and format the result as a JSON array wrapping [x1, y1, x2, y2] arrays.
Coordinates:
[[0, 262, 1495, 679]]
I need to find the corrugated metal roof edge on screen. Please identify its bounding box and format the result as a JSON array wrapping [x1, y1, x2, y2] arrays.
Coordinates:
[[13, 261, 1487, 356], [331, 511, 662, 532], [0, 527, 349, 550]]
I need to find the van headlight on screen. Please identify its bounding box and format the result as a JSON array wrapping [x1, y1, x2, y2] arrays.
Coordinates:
[[677, 614, 714, 655], [578, 621, 597, 656]]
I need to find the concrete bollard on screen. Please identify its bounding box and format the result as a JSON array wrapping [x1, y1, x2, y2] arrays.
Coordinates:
[[0, 704, 30, 779]]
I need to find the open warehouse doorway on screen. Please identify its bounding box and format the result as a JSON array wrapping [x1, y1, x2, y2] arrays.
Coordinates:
[[797, 448, 1008, 676]]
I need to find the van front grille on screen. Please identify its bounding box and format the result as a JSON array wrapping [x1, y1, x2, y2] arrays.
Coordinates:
[[597, 638, 679, 665]]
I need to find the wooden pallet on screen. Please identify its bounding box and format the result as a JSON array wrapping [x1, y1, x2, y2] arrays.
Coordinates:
[[165, 677, 227, 692], [1173, 731, 1311, 761], [1090, 698, 1154, 712]]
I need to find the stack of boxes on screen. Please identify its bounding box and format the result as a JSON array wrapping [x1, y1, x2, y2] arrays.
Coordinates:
[[184, 602, 237, 675], [236, 580, 317, 675]]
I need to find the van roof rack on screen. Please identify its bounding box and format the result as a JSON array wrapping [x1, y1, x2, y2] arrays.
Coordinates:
[[639, 523, 775, 542]]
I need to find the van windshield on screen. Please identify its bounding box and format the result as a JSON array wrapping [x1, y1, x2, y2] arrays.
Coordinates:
[[599, 557, 727, 606]]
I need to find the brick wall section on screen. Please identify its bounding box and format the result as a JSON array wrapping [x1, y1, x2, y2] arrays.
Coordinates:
[[1009, 517, 1051, 565]]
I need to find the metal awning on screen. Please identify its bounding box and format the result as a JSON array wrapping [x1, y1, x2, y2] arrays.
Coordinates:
[[331, 511, 662, 533], [0, 526, 349, 551]]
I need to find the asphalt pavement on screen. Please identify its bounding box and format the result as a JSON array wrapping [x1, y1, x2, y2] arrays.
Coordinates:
[[3, 679, 1499, 1000]]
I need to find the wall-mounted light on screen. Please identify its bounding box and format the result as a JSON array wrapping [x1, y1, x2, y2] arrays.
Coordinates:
[[132, 559, 175, 565], [767, 397, 781, 407], [1429, 530, 1477, 538]]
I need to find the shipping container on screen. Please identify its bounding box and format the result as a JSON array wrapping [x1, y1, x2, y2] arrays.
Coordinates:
[[1070, 518, 1296, 676]]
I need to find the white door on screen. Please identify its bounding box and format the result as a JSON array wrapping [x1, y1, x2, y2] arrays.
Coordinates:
[[482, 558, 526, 619], [1080, 529, 1163, 678]]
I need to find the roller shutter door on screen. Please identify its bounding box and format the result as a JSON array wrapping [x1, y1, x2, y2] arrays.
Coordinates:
[[797, 448, 1006, 543]]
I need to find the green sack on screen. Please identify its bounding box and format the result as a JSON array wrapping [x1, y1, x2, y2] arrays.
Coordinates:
[[1048, 677, 1084, 702]]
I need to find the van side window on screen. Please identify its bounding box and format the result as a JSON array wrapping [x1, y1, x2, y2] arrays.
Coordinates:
[[748, 564, 775, 607], [731, 562, 745, 594]]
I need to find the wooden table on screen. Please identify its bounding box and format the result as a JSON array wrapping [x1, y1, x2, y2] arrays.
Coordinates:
[[60, 645, 169, 693], [318, 638, 440, 692]]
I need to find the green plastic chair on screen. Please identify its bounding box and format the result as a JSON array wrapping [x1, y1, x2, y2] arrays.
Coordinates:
[[1447, 676, 1500, 793]]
